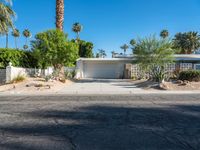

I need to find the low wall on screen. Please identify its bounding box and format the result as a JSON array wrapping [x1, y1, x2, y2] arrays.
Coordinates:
[[4, 66, 75, 83], [5, 66, 54, 83]]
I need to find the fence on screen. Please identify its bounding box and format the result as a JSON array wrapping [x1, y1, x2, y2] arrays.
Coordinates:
[[0, 69, 6, 84], [0, 64, 76, 84], [131, 63, 194, 79]]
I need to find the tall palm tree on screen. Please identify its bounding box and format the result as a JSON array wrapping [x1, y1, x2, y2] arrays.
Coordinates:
[[11, 28, 20, 49], [120, 44, 129, 54], [173, 31, 200, 54], [72, 22, 83, 40], [23, 29, 31, 50], [0, 0, 15, 48], [160, 30, 169, 39], [56, 0, 64, 31]]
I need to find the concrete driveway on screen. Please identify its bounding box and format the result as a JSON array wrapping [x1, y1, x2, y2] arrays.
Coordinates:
[[59, 79, 142, 94], [0, 94, 200, 150]]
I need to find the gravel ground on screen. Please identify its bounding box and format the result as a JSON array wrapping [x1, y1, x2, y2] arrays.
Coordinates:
[[0, 78, 72, 95], [0, 94, 200, 150]]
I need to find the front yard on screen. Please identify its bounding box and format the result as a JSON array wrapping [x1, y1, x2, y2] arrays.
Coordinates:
[[0, 77, 73, 94]]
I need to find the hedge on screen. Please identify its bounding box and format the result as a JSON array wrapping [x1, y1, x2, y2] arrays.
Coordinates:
[[179, 70, 200, 82], [0, 48, 38, 68]]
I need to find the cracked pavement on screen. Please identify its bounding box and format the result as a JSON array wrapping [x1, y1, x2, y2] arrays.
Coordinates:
[[0, 94, 200, 150]]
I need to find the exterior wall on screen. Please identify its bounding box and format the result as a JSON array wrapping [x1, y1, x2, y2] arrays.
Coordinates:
[[75, 60, 84, 79], [76, 59, 133, 79]]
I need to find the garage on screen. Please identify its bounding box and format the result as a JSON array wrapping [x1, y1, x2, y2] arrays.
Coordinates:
[[84, 62, 122, 79], [76, 58, 133, 79]]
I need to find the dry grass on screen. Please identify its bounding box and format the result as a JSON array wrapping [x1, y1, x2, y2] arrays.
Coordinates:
[[10, 75, 26, 84]]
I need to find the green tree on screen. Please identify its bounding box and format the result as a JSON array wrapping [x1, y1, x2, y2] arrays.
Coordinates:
[[11, 29, 20, 49], [23, 29, 31, 50], [72, 22, 83, 40], [72, 40, 93, 58], [173, 31, 200, 54], [31, 29, 79, 70], [160, 29, 169, 39], [120, 44, 129, 54], [130, 39, 136, 52], [134, 36, 174, 82], [0, 0, 16, 48], [98, 49, 107, 58]]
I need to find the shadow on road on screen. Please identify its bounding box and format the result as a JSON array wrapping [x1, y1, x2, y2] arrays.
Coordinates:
[[0, 104, 200, 150]]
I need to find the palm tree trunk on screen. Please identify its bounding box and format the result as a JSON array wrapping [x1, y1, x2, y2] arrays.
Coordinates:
[[6, 33, 8, 48], [56, 0, 64, 31]]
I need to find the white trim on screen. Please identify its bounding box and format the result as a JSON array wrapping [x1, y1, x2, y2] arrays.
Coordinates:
[[77, 54, 200, 62]]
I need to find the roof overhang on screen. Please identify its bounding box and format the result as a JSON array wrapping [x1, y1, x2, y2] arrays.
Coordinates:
[[77, 54, 200, 62]]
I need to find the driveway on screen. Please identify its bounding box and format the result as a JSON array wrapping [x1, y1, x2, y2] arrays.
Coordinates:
[[0, 94, 200, 150], [59, 79, 142, 94]]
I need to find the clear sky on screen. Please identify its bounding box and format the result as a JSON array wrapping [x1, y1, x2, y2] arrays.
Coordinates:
[[0, 0, 200, 57]]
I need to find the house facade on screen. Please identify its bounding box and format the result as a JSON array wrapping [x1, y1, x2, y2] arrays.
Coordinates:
[[76, 54, 200, 79]]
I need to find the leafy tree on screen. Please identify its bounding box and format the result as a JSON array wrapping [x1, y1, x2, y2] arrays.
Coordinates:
[[56, 0, 64, 31], [72, 39, 93, 58], [0, 0, 16, 48], [72, 22, 83, 40], [31, 29, 79, 70], [11, 28, 20, 49], [134, 36, 174, 82], [23, 29, 31, 49], [160, 29, 169, 39], [173, 31, 200, 54], [98, 49, 107, 58], [120, 44, 129, 54]]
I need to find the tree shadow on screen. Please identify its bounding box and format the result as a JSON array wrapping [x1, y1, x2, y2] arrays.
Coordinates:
[[0, 104, 200, 150]]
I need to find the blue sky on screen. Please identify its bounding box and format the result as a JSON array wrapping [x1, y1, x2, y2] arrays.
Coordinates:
[[0, 0, 200, 57]]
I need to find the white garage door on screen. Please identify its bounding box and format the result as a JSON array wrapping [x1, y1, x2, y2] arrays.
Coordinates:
[[83, 62, 123, 79]]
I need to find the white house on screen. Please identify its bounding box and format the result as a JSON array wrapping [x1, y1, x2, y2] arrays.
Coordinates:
[[76, 54, 200, 79]]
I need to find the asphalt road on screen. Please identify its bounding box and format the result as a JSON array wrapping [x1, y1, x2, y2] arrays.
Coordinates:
[[0, 94, 200, 150]]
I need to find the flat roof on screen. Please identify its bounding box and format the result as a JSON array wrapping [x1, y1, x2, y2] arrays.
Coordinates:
[[77, 54, 200, 62]]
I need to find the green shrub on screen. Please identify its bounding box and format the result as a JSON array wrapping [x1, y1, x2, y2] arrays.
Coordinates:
[[65, 70, 76, 79], [0, 48, 38, 68], [179, 70, 200, 82], [11, 75, 26, 83]]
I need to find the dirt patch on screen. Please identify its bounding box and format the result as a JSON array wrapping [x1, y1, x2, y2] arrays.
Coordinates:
[[0, 78, 73, 94], [131, 80, 200, 91], [163, 81, 200, 91]]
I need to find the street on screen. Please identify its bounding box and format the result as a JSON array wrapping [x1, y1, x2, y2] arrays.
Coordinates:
[[0, 94, 200, 150]]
